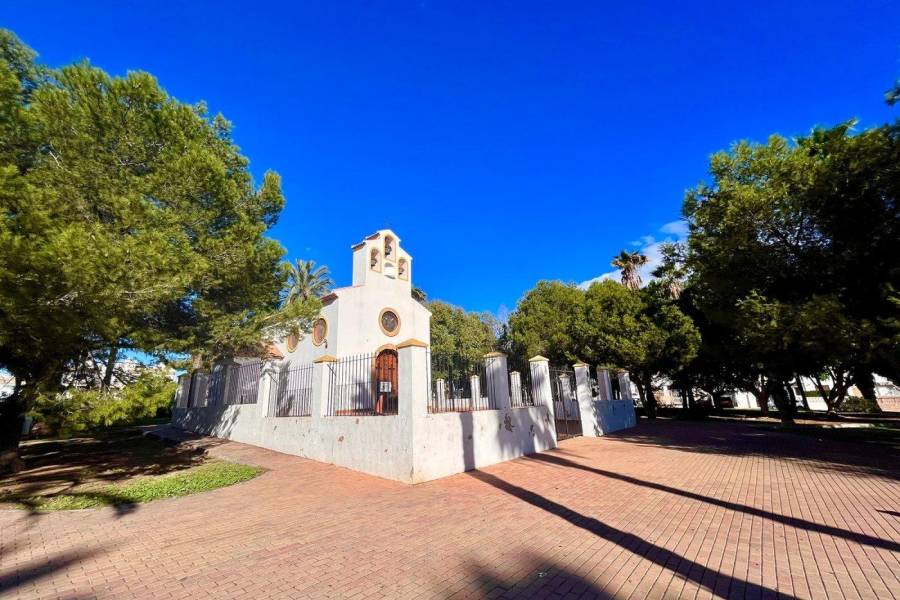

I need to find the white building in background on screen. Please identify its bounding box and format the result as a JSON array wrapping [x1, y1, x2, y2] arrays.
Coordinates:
[[172, 228, 636, 483], [0, 372, 14, 399]]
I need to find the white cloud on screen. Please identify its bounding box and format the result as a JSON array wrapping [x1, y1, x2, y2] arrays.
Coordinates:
[[579, 219, 687, 290]]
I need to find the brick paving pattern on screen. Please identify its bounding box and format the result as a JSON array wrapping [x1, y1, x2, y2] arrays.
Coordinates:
[[1, 419, 898, 599]]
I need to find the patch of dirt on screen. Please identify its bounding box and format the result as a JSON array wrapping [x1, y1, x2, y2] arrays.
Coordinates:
[[0, 428, 209, 504]]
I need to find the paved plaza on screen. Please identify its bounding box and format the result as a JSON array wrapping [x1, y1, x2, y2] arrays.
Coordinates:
[[1, 419, 898, 599]]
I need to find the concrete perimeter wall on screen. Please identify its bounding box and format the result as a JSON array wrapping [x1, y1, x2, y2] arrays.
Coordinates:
[[173, 346, 637, 484], [172, 404, 413, 482], [410, 406, 556, 482]]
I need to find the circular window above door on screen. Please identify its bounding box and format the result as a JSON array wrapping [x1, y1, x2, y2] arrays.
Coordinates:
[[312, 318, 327, 346], [379, 308, 400, 337]]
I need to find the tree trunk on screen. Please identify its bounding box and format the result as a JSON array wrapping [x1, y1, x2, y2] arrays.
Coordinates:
[[795, 376, 810, 410], [687, 387, 696, 411], [0, 363, 63, 473], [749, 387, 769, 416], [785, 379, 797, 410], [853, 370, 881, 412], [101, 346, 119, 392], [0, 384, 25, 474], [680, 388, 688, 410], [642, 373, 657, 420], [766, 377, 795, 425]]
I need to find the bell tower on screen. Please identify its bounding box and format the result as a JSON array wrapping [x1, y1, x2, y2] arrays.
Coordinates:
[[351, 229, 412, 289]]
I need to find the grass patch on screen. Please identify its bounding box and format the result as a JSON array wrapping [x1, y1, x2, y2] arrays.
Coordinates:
[[6, 460, 263, 511]]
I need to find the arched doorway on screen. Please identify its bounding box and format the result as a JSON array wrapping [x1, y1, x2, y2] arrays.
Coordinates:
[[374, 349, 398, 414]]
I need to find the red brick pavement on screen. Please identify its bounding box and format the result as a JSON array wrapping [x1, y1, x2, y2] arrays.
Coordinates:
[[1, 419, 898, 599]]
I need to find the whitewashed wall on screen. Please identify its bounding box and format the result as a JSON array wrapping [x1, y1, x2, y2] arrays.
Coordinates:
[[173, 348, 638, 484]]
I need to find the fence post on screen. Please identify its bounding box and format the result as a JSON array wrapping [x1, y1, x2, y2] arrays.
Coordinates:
[[399, 339, 429, 482], [312, 355, 337, 420], [258, 360, 278, 416], [175, 374, 191, 409], [483, 352, 511, 410], [509, 371, 523, 406], [397, 339, 429, 420], [529, 356, 556, 441], [573, 363, 599, 437], [470, 375, 481, 410], [597, 367, 613, 401], [435, 379, 446, 406], [617, 370, 634, 401]]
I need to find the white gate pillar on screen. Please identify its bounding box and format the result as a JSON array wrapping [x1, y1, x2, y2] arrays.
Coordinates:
[[529, 356, 556, 443], [483, 352, 511, 410], [397, 339, 429, 420], [574, 363, 600, 437], [596, 367, 613, 401], [617, 370, 634, 401], [311, 355, 337, 421]]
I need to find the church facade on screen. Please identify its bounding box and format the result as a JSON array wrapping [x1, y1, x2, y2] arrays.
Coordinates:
[[172, 228, 636, 483]]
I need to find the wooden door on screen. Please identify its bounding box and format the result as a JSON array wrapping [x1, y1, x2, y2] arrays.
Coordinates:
[[374, 350, 398, 414]]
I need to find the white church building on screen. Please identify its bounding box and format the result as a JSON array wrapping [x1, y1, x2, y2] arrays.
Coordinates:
[[172, 229, 636, 483]]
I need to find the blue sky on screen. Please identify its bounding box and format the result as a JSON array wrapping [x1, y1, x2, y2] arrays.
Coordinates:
[[5, 1, 899, 318]]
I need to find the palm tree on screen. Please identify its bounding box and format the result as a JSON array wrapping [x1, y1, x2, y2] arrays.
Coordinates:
[[611, 250, 648, 291], [285, 259, 333, 305]]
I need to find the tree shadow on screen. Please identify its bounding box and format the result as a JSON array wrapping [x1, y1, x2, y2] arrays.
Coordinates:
[[605, 418, 900, 480], [0, 426, 223, 516], [462, 552, 614, 598], [0, 546, 108, 592], [468, 469, 797, 600], [523, 452, 900, 554]]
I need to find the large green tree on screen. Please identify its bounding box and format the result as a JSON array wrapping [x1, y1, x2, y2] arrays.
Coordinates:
[[683, 120, 900, 422], [505, 281, 586, 367], [0, 31, 318, 467], [580, 280, 699, 418], [428, 301, 496, 365]]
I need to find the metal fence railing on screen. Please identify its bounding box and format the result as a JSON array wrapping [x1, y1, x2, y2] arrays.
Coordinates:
[[224, 360, 262, 405], [509, 365, 537, 408], [187, 371, 209, 408], [326, 353, 397, 416], [429, 354, 497, 413], [207, 364, 227, 407], [269, 362, 314, 417], [551, 367, 581, 438], [175, 374, 190, 408]]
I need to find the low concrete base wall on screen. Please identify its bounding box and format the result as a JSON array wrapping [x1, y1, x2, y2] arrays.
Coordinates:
[[581, 399, 637, 437], [173, 403, 556, 484], [172, 406, 413, 483], [411, 406, 557, 482]]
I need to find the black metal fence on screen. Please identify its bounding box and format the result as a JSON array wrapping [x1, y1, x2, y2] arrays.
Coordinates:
[[550, 367, 582, 439], [326, 353, 397, 416], [429, 354, 497, 412], [207, 365, 227, 406], [588, 368, 600, 400], [508, 364, 538, 407], [270, 362, 314, 417], [224, 360, 262, 405], [186, 370, 208, 408]]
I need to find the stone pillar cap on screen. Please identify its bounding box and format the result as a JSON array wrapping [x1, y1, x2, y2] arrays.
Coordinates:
[[397, 338, 428, 349], [528, 355, 549, 362], [484, 351, 507, 358], [313, 354, 338, 363]]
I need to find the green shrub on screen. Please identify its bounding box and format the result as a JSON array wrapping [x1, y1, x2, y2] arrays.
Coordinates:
[[30, 371, 176, 437]]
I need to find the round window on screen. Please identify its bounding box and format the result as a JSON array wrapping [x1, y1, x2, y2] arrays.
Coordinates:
[[379, 309, 400, 336], [312, 318, 327, 346], [285, 332, 299, 352]]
